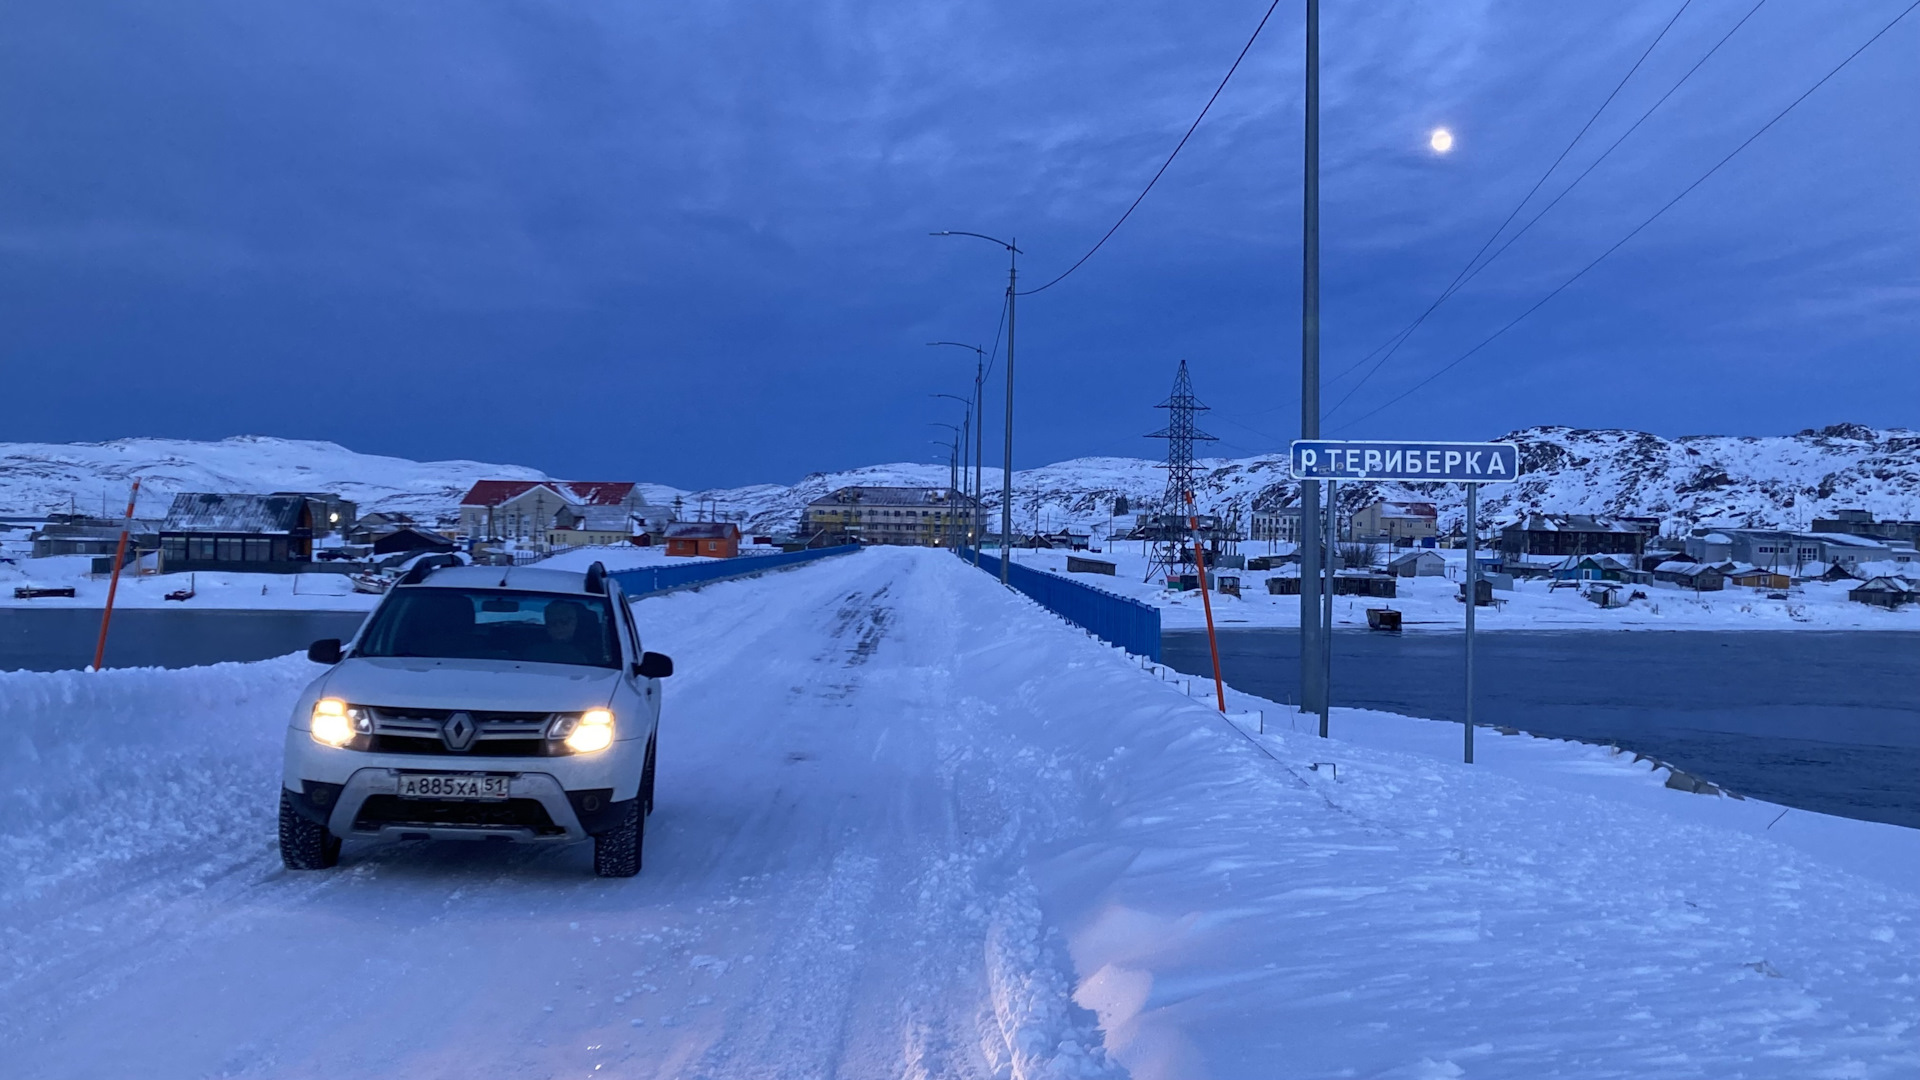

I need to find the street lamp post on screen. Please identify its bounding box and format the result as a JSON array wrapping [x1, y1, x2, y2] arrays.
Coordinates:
[[929, 424, 962, 550], [932, 231, 1021, 584], [927, 341, 987, 564], [931, 392, 972, 548]]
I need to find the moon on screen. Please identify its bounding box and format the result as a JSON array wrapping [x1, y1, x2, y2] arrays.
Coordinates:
[[1429, 128, 1455, 154]]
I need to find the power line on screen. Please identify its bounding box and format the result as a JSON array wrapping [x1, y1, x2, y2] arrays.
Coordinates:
[[1423, 0, 1771, 331], [1331, 0, 1920, 433], [1329, 0, 1770, 423], [1323, 0, 1696, 417], [1017, 0, 1284, 297]]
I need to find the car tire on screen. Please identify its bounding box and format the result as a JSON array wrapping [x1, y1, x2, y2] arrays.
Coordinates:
[[640, 737, 657, 817], [279, 791, 341, 870], [593, 800, 644, 878]]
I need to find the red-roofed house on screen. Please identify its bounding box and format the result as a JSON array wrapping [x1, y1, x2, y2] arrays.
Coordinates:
[[459, 480, 644, 542]]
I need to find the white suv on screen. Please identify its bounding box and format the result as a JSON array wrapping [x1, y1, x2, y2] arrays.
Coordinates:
[[279, 560, 672, 877]]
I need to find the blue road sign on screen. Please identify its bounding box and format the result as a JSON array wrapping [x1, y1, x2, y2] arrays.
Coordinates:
[[1289, 440, 1520, 483]]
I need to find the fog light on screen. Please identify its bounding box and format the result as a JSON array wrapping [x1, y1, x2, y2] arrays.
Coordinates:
[[564, 708, 614, 754]]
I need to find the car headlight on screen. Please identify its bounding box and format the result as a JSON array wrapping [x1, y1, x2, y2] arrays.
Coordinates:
[[554, 707, 614, 754], [310, 698, 370, 748]]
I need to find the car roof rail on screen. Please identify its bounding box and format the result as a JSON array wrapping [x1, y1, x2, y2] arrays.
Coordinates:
[[398, 553, 464, 586], [583, 560, 607, 595]]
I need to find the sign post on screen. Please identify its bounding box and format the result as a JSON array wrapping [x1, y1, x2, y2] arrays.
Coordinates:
[[1290, 440, 1519, 760]]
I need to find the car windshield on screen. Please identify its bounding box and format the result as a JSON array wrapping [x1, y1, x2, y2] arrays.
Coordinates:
[[354, 588, 621, 669]]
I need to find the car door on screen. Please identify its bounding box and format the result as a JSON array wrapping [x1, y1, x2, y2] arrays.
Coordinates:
[[614, 587, 661, 737]]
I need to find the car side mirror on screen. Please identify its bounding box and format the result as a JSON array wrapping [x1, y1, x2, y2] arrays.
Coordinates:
[[634, 651, 673, 679], [307, 638, 343, 665]]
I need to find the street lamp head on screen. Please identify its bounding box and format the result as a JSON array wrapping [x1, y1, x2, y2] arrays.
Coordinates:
[[931, 230, 1021, 255]]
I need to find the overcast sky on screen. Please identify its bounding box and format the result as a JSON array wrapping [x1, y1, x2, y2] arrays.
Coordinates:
[[2, 0, 1914, 488]]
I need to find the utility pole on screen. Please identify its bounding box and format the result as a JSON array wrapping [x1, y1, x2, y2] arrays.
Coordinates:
[[1299, 0, 1325, 733], [1002, 242, 1016, 584]]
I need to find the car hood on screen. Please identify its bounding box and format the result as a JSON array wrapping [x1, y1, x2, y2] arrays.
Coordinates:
[[319, 656, 621, 713]]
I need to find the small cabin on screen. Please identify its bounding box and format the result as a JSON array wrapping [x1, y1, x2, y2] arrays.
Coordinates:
[[664, 521, 741, 559]]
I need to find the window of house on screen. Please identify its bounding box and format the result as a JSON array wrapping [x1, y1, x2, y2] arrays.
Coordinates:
[[244, 537, 272, 561], [216, 537, 243, 562], [190, 537, 216, 561]]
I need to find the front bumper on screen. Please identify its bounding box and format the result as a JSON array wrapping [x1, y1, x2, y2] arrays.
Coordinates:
[[287, 768, 631, 843]]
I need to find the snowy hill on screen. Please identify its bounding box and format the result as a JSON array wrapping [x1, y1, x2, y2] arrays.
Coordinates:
[[0, 437, 678, 525], [5, 424, 1919, 536], [694, 424, 1920, 538]]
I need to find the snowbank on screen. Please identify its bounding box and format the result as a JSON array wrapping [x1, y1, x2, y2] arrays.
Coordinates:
[[0, 655, 316, 912]]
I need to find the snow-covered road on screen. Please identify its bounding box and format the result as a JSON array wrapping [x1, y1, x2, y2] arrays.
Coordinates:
[[3, 547, 1917, 1078]]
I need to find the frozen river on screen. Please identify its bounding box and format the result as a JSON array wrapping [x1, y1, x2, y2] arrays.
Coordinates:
[[1165, 628, 1920, 829]]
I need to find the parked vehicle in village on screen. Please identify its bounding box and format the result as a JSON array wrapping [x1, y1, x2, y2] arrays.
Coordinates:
[[278, 560, 672, 877]]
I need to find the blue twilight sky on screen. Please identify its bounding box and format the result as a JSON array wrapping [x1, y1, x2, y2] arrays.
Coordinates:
[[1, 1, 1914, 489]]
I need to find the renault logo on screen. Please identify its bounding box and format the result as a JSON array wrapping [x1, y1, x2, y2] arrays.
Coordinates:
[[441, 712, 478, 751]]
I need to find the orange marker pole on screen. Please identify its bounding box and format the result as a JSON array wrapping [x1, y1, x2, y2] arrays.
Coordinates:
[[91, 478, 140, 672], [1187, 491, 1227, 712]]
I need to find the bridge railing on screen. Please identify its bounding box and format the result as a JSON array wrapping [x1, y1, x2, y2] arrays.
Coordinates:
[[610, 545, 859, 598], [964, 548, 1161, 663]]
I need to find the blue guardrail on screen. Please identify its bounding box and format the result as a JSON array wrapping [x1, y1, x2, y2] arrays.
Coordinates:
[[964, 549, 1161, 663], [609, 544, 859, 598]]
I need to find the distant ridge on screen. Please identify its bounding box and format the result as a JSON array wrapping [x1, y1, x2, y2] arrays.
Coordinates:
[[3, 425, 1917, 537]]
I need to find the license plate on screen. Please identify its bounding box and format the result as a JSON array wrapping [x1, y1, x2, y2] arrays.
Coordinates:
[[397, 773, 510, 801]]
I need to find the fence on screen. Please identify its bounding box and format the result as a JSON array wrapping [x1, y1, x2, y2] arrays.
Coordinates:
[[609, 544, 859, 598], [964, 549, 1161, 663]]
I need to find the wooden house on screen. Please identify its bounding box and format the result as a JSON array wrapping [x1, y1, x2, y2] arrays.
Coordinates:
[[1387, 550, 1447, 578], [157, 493, 314, 573], [664, 521, 741, 558], [1726, 566, 1791, 591], [1848, 576, 1918, 609], [1652, 561, 1725, 592]]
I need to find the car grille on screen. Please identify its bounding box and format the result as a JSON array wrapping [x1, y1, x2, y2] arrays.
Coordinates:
[[354, 795, 563, 835], [365, 707, 558, 756]]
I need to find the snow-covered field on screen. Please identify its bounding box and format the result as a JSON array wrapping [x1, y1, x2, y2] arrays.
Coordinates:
[[0, 544, 767, 612], [2, 547, 1915, 1077], [1010, 544, 1920, 632]]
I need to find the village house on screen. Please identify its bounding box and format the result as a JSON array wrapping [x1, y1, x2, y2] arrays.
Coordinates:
[[1500, 514, 1645, 560], [1685, 528, 1890, 572], [800, 486, 980, 547], [1652, 560, 1725, 591], [1387, 550, 1447, 577], [546, 506, 648, 548], [1725, 566, 1792, 591], [664, 521, 741, 558], [1812, 509, 1920, 547], [1848, 576, 1918, 609], [1248, 507, 1301, 545], [157, 493, 315, 573], [458, 480, 670, 544], [1349, 500, 1438, 545], [371, 526, 455, 557], [271, 492, 357, 538], [29, 513, 161, 558], [1552, 554, 1650, 585]]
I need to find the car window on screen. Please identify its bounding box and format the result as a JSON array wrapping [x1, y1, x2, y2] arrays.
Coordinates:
[[355, 588, 620, 668]]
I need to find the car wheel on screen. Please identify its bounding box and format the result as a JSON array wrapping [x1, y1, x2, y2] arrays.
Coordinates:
[[279, 791, 341, 870], [640, 737, 657, 817], [593, 800, 644, 878]]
